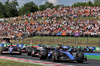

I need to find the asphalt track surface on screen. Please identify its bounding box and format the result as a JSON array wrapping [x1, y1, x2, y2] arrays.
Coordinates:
[[0, 53, 100, 66]]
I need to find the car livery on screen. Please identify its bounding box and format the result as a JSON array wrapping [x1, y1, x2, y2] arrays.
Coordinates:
[[39, 47, 87, 63], [1, 44, 22, 55], [82, 46, 93, 52]]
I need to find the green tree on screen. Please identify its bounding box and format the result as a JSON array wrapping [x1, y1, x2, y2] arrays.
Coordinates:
[[4, 0, 19, 17], [94, 2, 100, 6], [45, 2, 54, 9], [19, 2, 38, 15], [87, 1, 94, 6], [39, 4, 47, 11], [54, 4, 64, 9], [0, 2, 5, 18], [39, 1, 54, 11], [5, 0, 10, 5], [72, 1, 93, 7], [94, 0, 100, 3], [10, 0, 19, 8]]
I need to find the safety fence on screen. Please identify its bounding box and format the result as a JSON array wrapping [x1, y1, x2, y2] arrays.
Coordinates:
[[0, 43, 100, 51], [8, 35, 100, 47], [0, 34, 100, 47]]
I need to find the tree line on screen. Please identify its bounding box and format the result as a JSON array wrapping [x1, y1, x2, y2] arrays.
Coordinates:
[[0, 0, 64, 18], [72, 1, 100, 7], [0, 0, 100, 18]]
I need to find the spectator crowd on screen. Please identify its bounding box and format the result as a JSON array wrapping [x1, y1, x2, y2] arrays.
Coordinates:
[[1, 6, 100, 40], [30, 6, 100, 19]]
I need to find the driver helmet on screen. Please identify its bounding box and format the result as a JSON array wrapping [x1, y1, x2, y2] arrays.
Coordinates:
[[57, 45, 62, 49]]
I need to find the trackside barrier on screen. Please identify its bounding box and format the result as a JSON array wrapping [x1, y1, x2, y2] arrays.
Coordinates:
[[15, 44, 98, 50], [4, 44, 16, 47], [92, 47, 96, 50], [1, 43, 99, 50], [0, 44, 4, 47], [17, 44, 24, 48], [23, 44, 97, 50], [96, 47, 100, 50]]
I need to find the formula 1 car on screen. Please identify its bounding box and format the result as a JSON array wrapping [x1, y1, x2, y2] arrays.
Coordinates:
[[21, 45, 29, 53], [39, 46, 87, 63], [27, 45, 44, 56], [1, 44, 22, 55], [31, 45, 55, 57], [82, 46, 93, 52], [27, 45, 55, 57], [68, 46, 79, 52]]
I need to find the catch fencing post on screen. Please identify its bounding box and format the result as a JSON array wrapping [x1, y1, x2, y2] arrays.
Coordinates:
[[52, 33, 54, 45], [42, 32, 44, 44], [63, 35, 65, 45], [32, 33, 34, 45], [98, 36, 100, 46], [35, 32, 37, 44], [48, 33, 50, 45], [75, 36, 76, 46], [74, 33, 76, 46], [56, 34, 57, 44], [39, 32, 41, 44], [22, 38, 24, 44], [15, 34, 17, 44], [87, 34, 89, 46]]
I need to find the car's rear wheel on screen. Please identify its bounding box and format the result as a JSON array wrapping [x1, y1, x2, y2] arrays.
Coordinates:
[[27, 49, 31, 56], [19, 51, 21, 55], [1, 47, 4, 55], [18, 48, 22, 55], [39, 50, 47, 60], [1, 50, 3, 55], [76, 51, 84, 63]]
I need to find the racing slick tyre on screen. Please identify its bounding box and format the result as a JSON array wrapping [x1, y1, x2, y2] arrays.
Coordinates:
[[1, 47, 4, 55], [51, 51, 60, 62], [76, 51, 84, 63], [27, 49, 32, 56], [39, 50, 47, 60], [18, 48, 22, 55], [31, 49, 37, 57], [19, 51, 21, 55]]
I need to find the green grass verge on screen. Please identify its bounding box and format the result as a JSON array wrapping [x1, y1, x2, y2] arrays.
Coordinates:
[[10, 36, 100, 47], [86, 55, 100, 60], [0, 59, 43, 66], [73, 17, 100, 20]]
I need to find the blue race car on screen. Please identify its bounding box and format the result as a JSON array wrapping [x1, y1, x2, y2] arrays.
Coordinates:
[[39, 46, 87, 63]]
